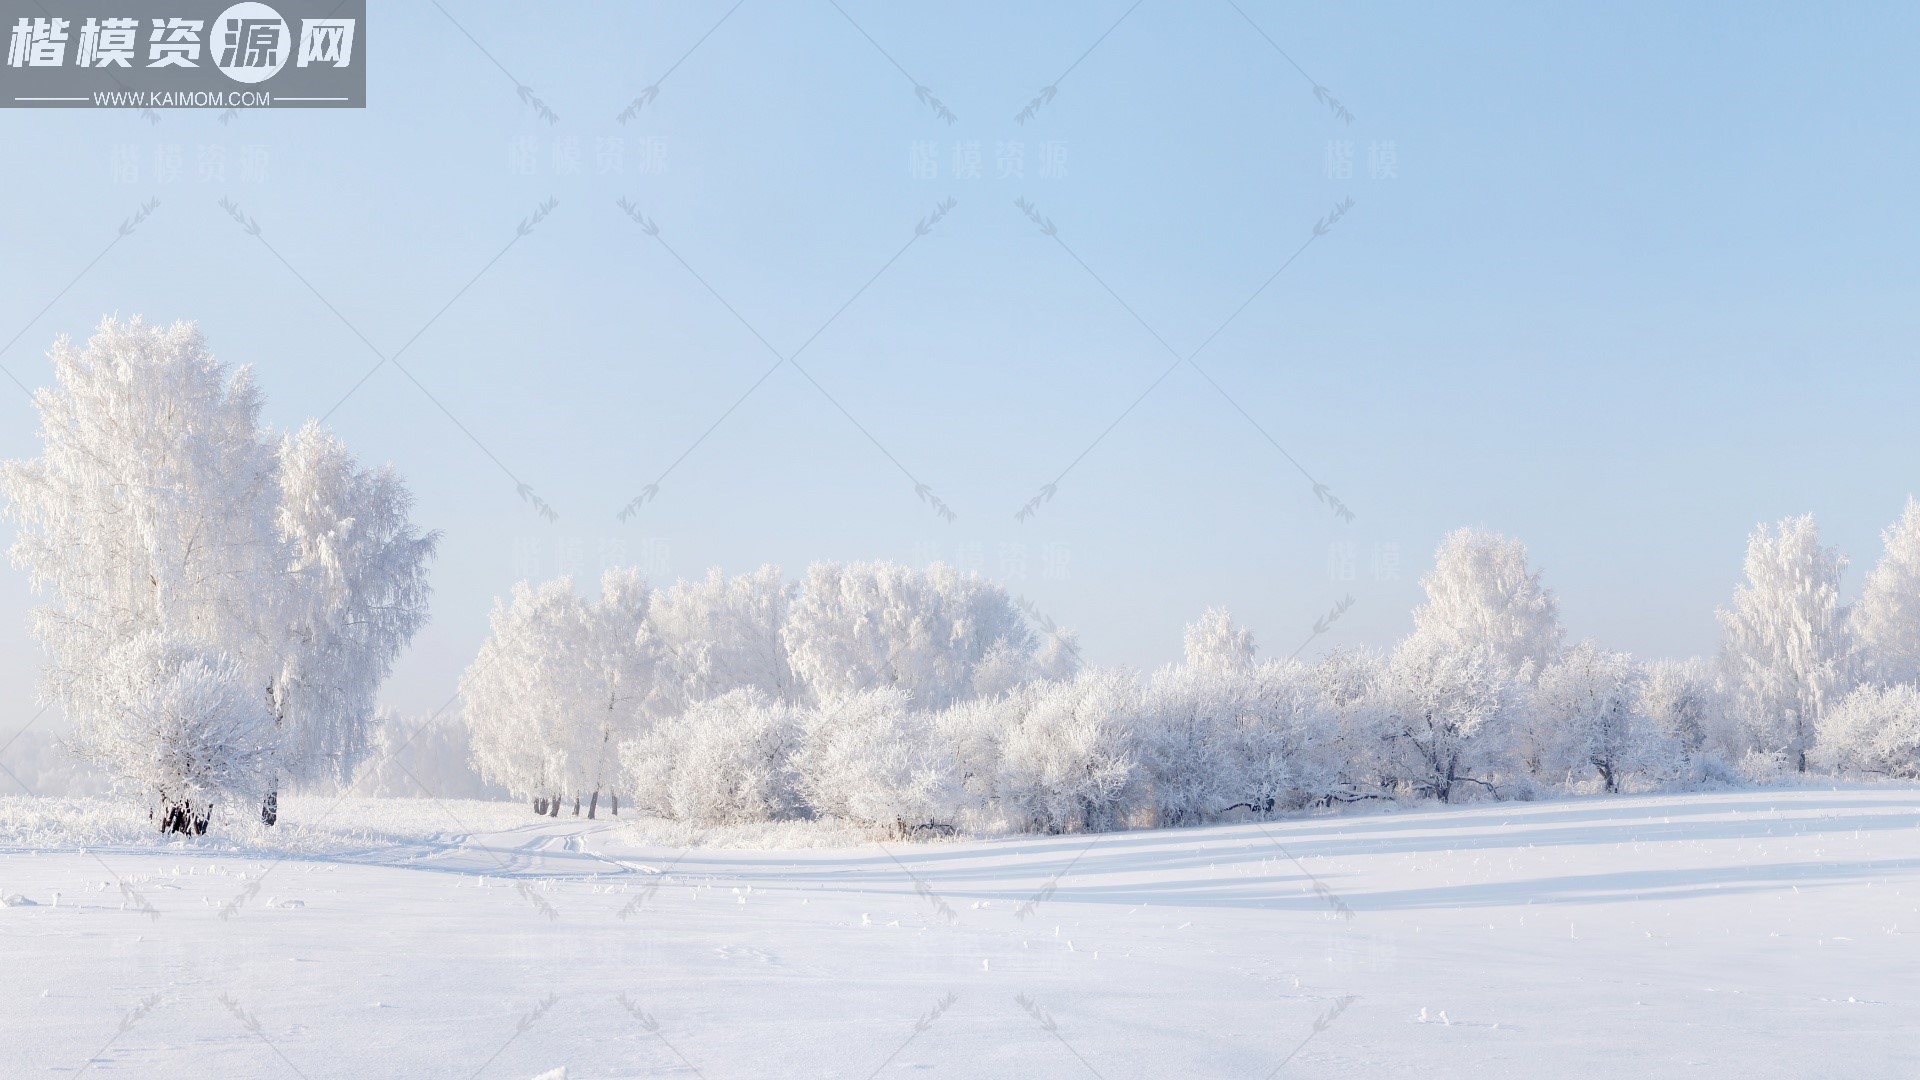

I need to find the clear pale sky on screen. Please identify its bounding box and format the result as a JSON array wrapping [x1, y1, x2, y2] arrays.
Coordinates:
[[3, 1, 1918, 736]]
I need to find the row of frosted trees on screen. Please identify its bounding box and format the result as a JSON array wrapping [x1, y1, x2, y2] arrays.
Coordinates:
[[464, 507, 1920, 836], [462, 563, 1077, 821]]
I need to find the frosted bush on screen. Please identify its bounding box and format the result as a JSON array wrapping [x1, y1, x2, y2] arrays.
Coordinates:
[[793, 688, 965, 835], [622, 689, 802, 825], [1813, 684, 1920, 778], [995, 668, 1140, 833], [67, 637, 279, 833]]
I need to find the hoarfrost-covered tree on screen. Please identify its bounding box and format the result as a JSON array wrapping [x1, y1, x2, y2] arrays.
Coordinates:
[[1137, 662, 1333, 824], [1412, 528, 1562, 673], [1183, 608, 1256, 676], [643, 565, 797, 713], [465, 572, 652, 816], [1, 318, 436, 829], [1372, 636, 1518, 802], [784, 562, 1042, 709], [1638, 658, 1727, 758], [464, 579, 584, 813], [1851, 498, 1920, 687], [1718, 515, 1851, 771], [269, 422, 439, 808], [573, 568, 653, 817], [1532, 642, 1671, 793], [1812, 683, 1920, 778]]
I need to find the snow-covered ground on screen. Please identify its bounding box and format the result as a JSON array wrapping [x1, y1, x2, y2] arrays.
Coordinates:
[[3, 787, 1917, 1078]]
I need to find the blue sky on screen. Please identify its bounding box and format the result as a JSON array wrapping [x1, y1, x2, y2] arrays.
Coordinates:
[[3, 1, 1918, 733]]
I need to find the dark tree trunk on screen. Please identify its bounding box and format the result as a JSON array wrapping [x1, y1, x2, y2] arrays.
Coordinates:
[[158, 797, 211, 836], [261, 790, 278, 826], [572, 795, 581, 817], [548, 797, 559, 818], [533, 796, 547, 815], [587, 791, 599, 820], [610, 794, 618, 816]]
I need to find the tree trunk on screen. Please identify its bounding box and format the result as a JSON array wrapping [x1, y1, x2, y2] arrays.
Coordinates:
[[572, 795, 581, 817], [261, 789, 278, 826], [533, 796, 547, 815], [548, 797, 559, 818], [159, 798, 211, 836], [587, 791, 599, 820], [610, 794, 618, 816]]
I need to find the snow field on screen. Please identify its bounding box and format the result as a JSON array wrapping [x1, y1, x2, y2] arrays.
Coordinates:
[[2, 786, 1917, 1078]]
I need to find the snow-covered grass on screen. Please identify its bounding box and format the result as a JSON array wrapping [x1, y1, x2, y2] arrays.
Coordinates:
[[0, 794, 537, 856], [5, 786, 1920, 1078]]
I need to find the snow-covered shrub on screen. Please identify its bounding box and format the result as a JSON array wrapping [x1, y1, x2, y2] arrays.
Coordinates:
[[623, 689, 802, 825], [1308, 648, 1393, 798], [1370, 636, 1519, 802], [1813, 684, 1920, 778], [1242, 660, 1343, 808], [932, 683, 1037, 820], [1135, 658, 1338, 825], [1135, 667, 1239, 825], [994, 668, 1140, 833], [1532, 643, 1678, 792], [793, 688, 964, 835], [66, 638, 279, 833]]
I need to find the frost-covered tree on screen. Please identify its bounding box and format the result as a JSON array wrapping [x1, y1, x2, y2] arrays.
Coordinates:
[[1718, 515, 1851, 771], [784, 562, 1043, 709], [622, 689, 802, 825], [1372, 636, 1518, 802], [1812, 683, 1920, 778], [1307, 648, 1395, 798], [1, 318, 436, 829], [1638, 658, 1727, 757], [1532, 642, 1672, 792], [1138, 660, 1333, 824], [643, 565, 797, 713], [1411, 528, 1562, 673], [792, 688, 964, 835], [465, 571, 652, 816], [1851, 498, 1920, 687], [465, 579, 585, 813], [1183, 608, 1256, 676], [269, 422, 438, 805]]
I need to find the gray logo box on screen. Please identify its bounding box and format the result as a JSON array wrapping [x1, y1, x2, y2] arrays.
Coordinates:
[[3, 0, 364, 108]]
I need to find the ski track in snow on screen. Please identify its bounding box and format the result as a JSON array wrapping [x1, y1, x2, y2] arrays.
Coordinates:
[[3, 787, 1918, 1078]]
